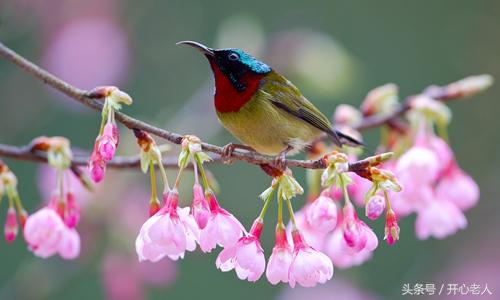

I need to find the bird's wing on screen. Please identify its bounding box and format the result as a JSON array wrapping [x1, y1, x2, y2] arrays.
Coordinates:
[[260, 72, 342, 146]]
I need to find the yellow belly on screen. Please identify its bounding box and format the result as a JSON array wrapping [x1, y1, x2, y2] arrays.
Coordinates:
[[216, 96, 323, 156]]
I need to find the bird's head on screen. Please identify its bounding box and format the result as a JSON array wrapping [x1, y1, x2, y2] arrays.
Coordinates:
[[177, 41, 271, 92]]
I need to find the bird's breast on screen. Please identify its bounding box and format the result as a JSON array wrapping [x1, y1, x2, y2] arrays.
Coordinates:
[[216, 92, 323, 156]]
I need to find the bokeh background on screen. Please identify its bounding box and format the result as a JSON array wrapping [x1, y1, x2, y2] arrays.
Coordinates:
[[1, 0, 499, 299]]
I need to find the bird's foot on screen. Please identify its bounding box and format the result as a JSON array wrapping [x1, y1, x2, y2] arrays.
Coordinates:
[[273, 145, 293, 171], [220, 143, 254, 164]]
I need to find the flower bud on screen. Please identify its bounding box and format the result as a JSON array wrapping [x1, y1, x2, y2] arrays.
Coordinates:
[[149, 197, 161, 217], [365, 195, 385, 220], [384, 209, 400, 245], [361, 83, 398, 116], [191, 183, 210, 229], [89, 158, 106, 183], [98, 123, 118, 161], [88, 86, 133, 105], [65, 192, 80, 228], [333, 104, 362, 126], [4, 207, 18, 243]]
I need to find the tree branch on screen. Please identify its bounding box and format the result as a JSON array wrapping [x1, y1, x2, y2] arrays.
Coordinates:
[[0, 41, 491, 171], [0, 142, 181, 169]]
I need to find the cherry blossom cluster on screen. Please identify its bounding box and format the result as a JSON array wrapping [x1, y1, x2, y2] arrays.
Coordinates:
[[134, 133, 244, 262], [24, 137, 82, 259], [291, 151, 400, 270], [87, 86, 132, 183], [131, 130, 401, 287]]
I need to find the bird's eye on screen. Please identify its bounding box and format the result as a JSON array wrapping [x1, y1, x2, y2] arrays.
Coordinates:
[[228, 52, 240, 61]]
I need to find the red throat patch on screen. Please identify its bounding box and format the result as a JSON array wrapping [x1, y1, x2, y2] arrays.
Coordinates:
[[209, 60, 265, 113]]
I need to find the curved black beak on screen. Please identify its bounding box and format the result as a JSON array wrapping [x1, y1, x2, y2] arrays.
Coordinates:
[[176, 41, 214, 57]]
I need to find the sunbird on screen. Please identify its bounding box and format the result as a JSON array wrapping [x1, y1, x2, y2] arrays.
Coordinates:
[[177, 41, 361, 166]]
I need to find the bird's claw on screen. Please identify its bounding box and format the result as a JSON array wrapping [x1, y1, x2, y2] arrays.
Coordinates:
[[221, 143, 236, 164], [273, 145, 293, 171], [274, 153, 287, 171]]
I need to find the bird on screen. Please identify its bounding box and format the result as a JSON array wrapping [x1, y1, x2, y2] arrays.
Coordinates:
[[177, 41, 362, 168]]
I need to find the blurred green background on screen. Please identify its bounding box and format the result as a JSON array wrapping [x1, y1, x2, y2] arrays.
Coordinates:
[[1, 0, 499, 299]]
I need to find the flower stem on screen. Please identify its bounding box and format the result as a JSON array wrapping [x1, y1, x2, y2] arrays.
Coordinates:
[[98, 100, 109, 135], [258, 189, 273, 221], [157, 160, 170, 192], [12, 189, 24, 213], [277, 192, 284, 225], [6, 187, 14, 209], [192, 157, 200, 185], [174, 166, 184, 189], [195, 154, 210, 191], [285, 195, 297, 230], [339, 173, 352, 205], [149, 161, 158, 200], [383, 190, 392, 211], [57, 169, 65, 204]]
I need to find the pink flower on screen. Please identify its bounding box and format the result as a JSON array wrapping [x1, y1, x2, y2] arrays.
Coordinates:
[[216, 219, 265, 282], [58, 227, 81, 259], [306, 195, 338, 233], [199, 192, 244, 253], [135, 189, 199, 262], [349, 175, 373, 207], [98, 123, 119, 161], [64, 191, 80, 228], [191, 183, 210, 229], [425, 133, 454, 168], [88, 122, 119, 183], [325, 227, 377, 269], [23, 207, 81, 259], [88, 155, 106, 183], [288, 231, 334, 288], [396, 146, 440, 185], [436, 164, 479, 211], [342, 203, 368, 253], [415, 199, 467, 240], [266, 226, 293, 285], [384, 209, 400, 245], [323, 203, 378, 268], [287, 207, 327, 250], [365, 195, 385, 220], [4, 207, 18, 243]]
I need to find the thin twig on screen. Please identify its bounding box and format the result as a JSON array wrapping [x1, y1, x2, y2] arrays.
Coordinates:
[[0, 142, 181, 168]]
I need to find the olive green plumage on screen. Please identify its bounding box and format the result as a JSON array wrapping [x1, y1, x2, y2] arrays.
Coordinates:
[[217, 71, 334, 156]]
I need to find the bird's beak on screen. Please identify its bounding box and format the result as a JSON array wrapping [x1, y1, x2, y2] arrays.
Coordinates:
[[176, 41, 215, 57]]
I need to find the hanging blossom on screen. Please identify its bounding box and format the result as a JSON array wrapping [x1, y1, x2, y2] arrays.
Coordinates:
[[276, 170, 333, 288], [0, 161, 28, 243], [349, 76, 492, 241], [180, 135, 244, 254], [87, 86, 133, 183], [22, 137, 82, 259], [135, 133, 244, 263], [134, 131, 198, 262], [215, 169, 333, 287], [394, 95, 477, 240], [291, 149, 400, 270]]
